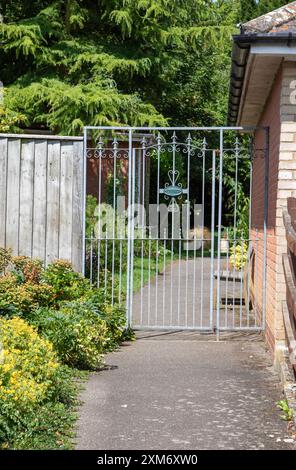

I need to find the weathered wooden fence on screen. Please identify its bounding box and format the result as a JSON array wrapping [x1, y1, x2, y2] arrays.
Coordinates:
[[0, 134, 84, 272]]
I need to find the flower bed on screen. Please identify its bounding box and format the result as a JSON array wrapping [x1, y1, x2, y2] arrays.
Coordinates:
[[0, 250, 131, 449]]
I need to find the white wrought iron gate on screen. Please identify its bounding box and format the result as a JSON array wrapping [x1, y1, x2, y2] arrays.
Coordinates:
[[83, 126, 268, 334]]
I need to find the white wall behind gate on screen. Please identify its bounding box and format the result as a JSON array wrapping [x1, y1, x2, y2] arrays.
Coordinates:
[[0, 134, 84, 272]]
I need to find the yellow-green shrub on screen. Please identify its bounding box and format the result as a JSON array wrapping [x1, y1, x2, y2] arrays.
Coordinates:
[[0, 317, 80, 449], [32, 304, 109, 369], [0, 317, 59, 409], [83, 291, 127, 348], [0, 273, 56, 315]]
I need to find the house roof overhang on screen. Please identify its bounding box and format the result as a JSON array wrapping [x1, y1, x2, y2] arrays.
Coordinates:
[[228, 33, 296, 127]]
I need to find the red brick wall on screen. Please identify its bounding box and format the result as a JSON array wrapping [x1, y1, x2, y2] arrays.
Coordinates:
[[86, 143, 129, 203], [252, 67, 282, 352]]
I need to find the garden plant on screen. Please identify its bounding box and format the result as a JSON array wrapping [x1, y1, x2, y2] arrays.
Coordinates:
[[0, 249, 129, 449]]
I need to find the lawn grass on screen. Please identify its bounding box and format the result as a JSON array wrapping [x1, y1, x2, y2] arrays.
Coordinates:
[[109, 232, 223, 302], [113, 240, 219, 296], [114, 252, 174, 294]]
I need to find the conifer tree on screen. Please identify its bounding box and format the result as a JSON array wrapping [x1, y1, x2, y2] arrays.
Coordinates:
[[256, 0, 288, 17], [239, 0, 258, 23], [0, 0, 238, 134], [239, 0, 289, 23]]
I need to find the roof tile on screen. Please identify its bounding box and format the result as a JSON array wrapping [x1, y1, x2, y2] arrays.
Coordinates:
[[243, 1, 296, 34]]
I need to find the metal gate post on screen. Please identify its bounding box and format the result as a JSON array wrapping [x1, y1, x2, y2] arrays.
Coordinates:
[[82, 127, 88, 276], [216, 130, 224, 340], [129, 146, 137, 325], [209, 150, 216, 330], [126, 128, 134, 328]]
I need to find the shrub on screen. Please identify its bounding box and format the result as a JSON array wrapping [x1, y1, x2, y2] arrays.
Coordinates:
[[0, 252, 130, 449], [0, 258, 93, 316], [133, 238, 163, 258], [0, 317, 62, 447], [0, 317, 59, 407], [84, 292, 126, 348], [0, 273, 56, 316], [31, 304, 109, 370], [86, 194, 98, 239], [0, 248, 12, 274], [3, 402, 77, 450], [85, 240, 128, 281], [85, 237, 168, 281], [230, 242, 248, 270], [41, 260, 92, 302], [12, 256, 43, 283], [0, 317, 80, 449]]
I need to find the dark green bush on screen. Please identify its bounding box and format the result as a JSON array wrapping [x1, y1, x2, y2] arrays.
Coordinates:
[[41, 260, 92, 302], [83, 293, 126, 348], [0, 249, 131, 450], [0, 400, 77, 450], [30, 305, 109, 370]]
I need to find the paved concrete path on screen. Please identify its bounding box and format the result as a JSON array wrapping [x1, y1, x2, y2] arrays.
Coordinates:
[[76, 332, 295, 450], [132, 258, 257, 330]]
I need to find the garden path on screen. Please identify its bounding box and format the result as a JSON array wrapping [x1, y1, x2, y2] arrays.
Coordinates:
[[132, 257, 250, 329], [76, 332, 295, 450]]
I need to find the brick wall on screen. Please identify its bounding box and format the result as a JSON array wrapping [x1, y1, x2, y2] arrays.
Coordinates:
[[253, 67, 282, 352], [276, 61, 296, 346], [252, 61, 296, 355]]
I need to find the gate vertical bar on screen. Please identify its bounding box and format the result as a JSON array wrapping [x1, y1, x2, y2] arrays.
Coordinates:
[[111, 138, 118, 305], [247, 139, 254, 326], [262, 127, 270, 330], [130, 147, 136, 325], [82, 127, 87, 276], [97, 138, 103, 289], [126, 129, 133, 328], [216, 129, 224, 339], [209, 150, 216, 330], [171, 132, 177, 327], [140, 138, 146, 325], [155, 134, 161, 326], [232, 140, 239, 326], [186, 133, 191, 327], [199, 140, 206, 327]]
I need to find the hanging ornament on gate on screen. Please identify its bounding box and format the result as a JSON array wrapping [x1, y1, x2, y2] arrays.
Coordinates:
[[159, 169, 188, 212]]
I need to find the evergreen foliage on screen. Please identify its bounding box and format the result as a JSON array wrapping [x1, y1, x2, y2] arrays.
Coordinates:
[[0, 0, 239, 134], [0, 1, 291, 134], [239, 0, 288, 23], [256, 0, 288, 18]]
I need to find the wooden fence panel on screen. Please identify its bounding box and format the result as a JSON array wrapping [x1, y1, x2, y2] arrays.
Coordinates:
[[19, 140, 35, 257], [32, 140, 48, 260], [0, 134, 84, 272], [46, 141, 61, 265], [72, 140, 84, 272], [59, 142, 74, 262], [6, 139, 21, 255]]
